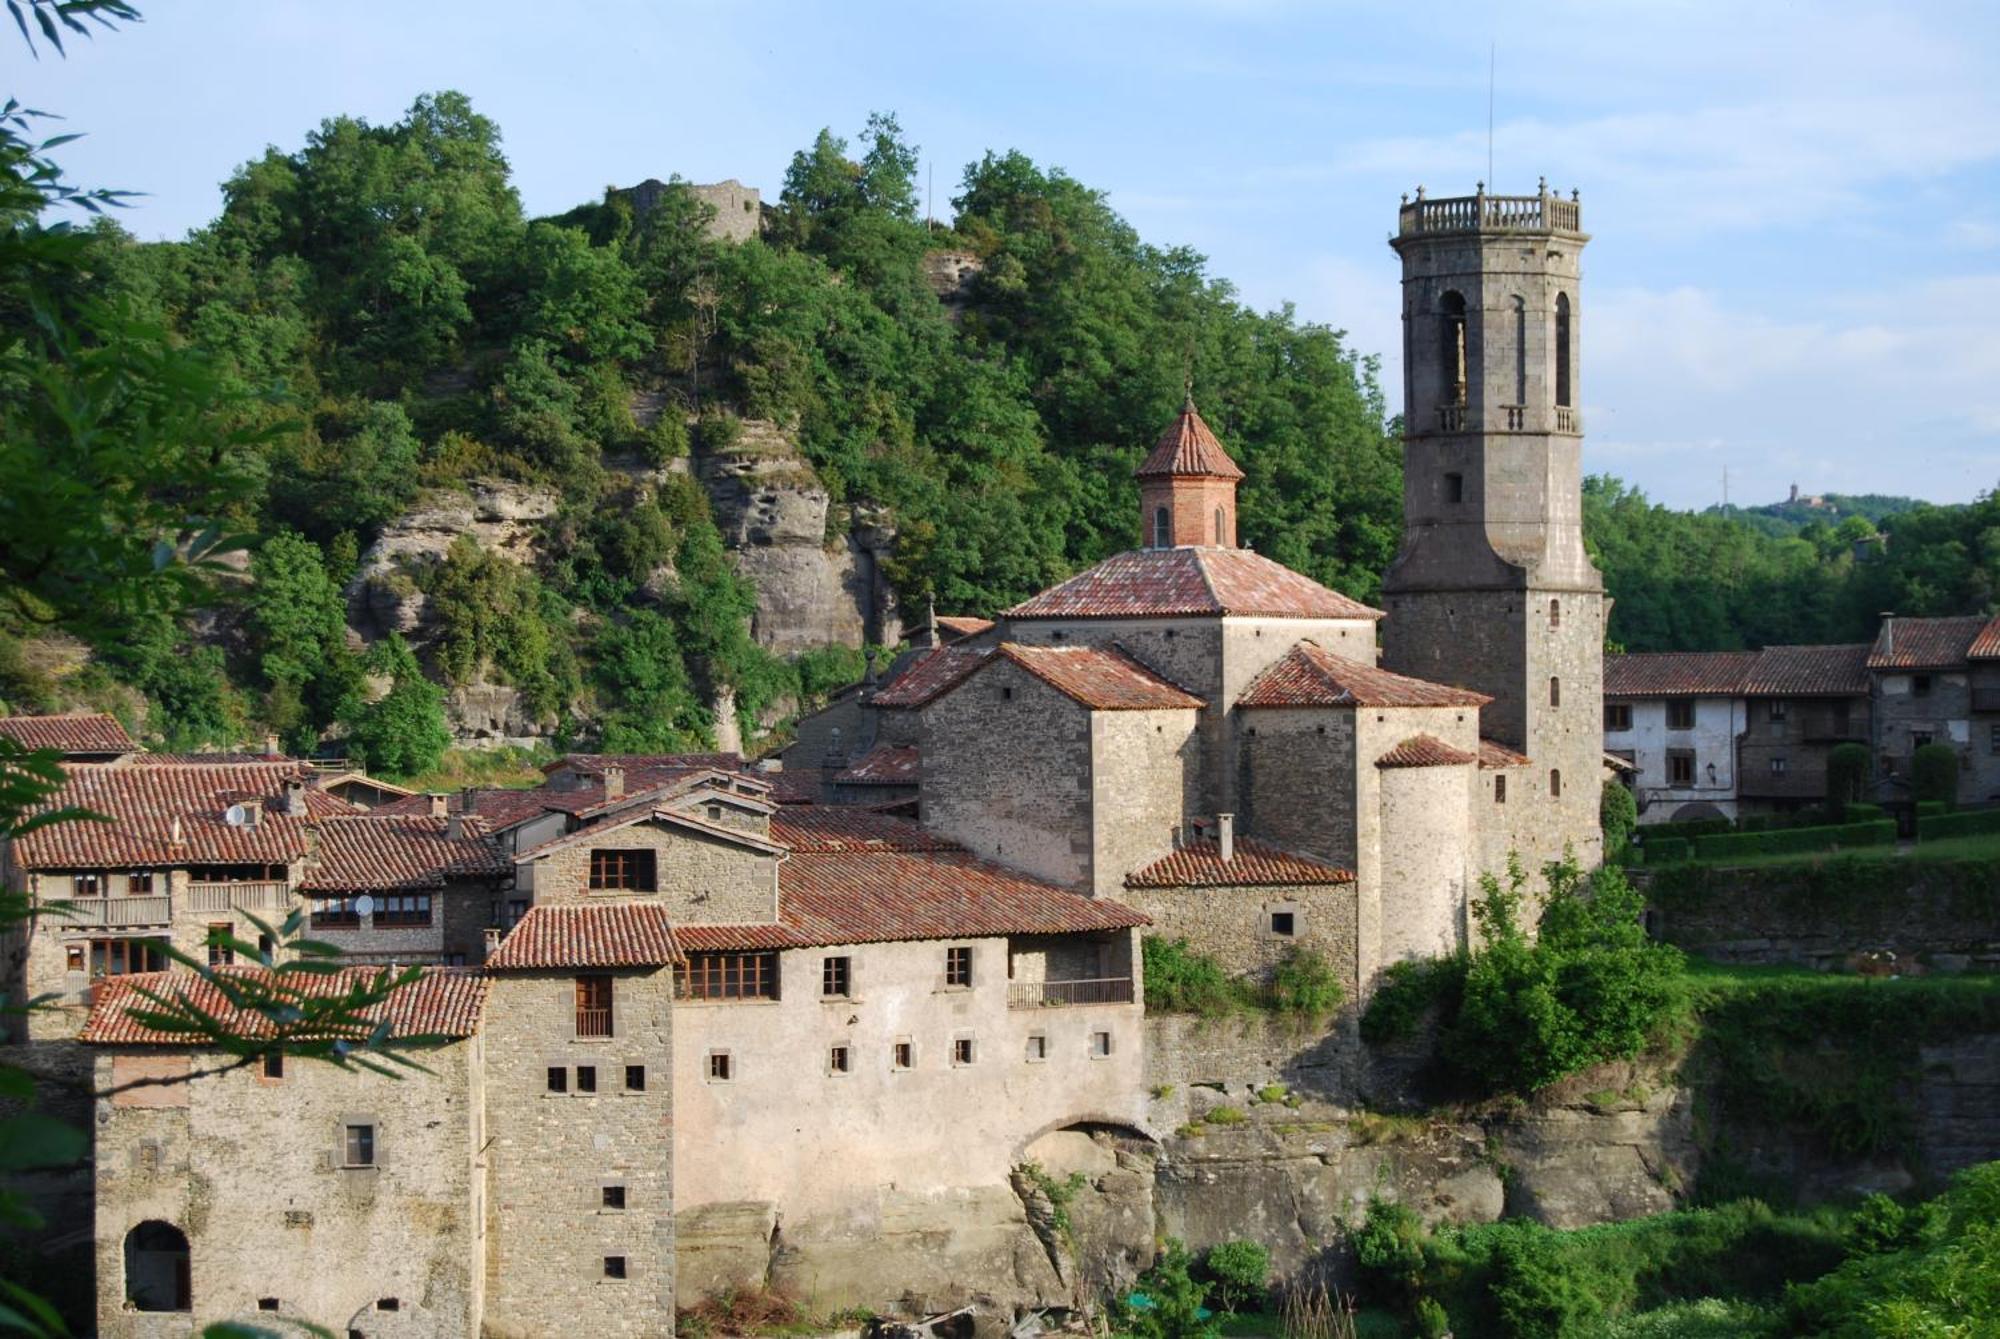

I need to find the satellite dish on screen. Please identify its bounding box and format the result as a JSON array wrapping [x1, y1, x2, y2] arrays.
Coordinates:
[[354, 895, 376, 918], [223, 804, 249, 827]]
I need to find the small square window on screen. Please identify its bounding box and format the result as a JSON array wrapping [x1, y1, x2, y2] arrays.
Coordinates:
[[953, 1037, 975, 1066], [828, 1045, 851, 1075], [892, 1040, 914, 1070], [547, 1066, 567, 1094], [258, 1299, 279, 1312], [603, 1256, 628, 1281], [1605, 703, 1632, 732], [1025, 1033, 1048, 1063], [207, 923, 234, 967], [602, 1185, 627, 1211], [625, 1065, 646, 1092], [344, 1123, 376, 1168], [822, 955, 851, 998], [1091, 1031, 1113, 1059], [64, 945, 84, 973], [708, 1051, 733, 1082], [1443, 471, 1464, 504], [1913, 675, 1933, 698], [1769, 699, 1789, 721], [1667, 700, 1696, 731], [576, 1066, 597, 1093], [1770, 757, 1788, 775], [1270, 910, 1296, 937], [376, 1298, 400, 1313], [945, 946, 973, 988], [129, 872, 153, 895], [263, 1051, 285, 1081]]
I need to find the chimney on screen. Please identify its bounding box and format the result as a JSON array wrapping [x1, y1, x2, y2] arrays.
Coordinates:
[[428, 793, 449, 819], [280, 777, 308, 816], [604, 765, 625, 801], [238, 799, 262, 829], [263, 733, 280, 758], [445, 814, 464, 841], [1216, 813, 1235, 864], [460, 786, 478, 815]]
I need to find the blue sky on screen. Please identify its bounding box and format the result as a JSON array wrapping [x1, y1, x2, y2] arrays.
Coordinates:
[[17, 0, 2000, 510]]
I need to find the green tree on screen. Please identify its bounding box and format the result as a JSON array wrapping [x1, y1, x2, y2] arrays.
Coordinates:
[[1912, 742, 1960, 810], [1601, 779, 1638, 858], [1827, 742, 1871, 819], [342, 634, 451, 777], [588, 610, 708, 752], [247, 530, 360, 747]]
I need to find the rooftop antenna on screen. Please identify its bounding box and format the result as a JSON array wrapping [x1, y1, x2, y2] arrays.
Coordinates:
[[926, 161, 934, 233], [1487, 41, 1496, 190], [1722, 466, 1729, 511]]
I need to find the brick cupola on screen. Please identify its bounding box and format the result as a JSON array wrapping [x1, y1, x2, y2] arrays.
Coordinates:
[[1135, 397, 1244, 548]]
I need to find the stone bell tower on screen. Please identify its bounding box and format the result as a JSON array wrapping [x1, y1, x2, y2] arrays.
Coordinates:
[[1380, 183, 1605, 865]]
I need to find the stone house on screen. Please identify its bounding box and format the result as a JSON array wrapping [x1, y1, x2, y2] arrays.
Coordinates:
[[1870, 614, 2000, 804], [1735, 644, 1873, 815]]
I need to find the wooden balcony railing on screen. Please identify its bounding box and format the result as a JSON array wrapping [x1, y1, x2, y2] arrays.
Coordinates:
[[48, 895, 171, 928], [1007, 977, 1135, 1009], [187, 881, 290, 913], [575, 1007, 614, 1038]]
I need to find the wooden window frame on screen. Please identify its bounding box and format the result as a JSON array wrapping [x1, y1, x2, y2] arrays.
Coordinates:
[[1666, 750, 1696, 787], [944, 945, 973, 989], [343, 1123, 376, 1168], [1604, 703, 1633, 732], [1666, 699, 1696, 731], [206, 923, 234, 967], [575, 975, 615, 1037], [821, 955, 851, 999], [88, 937, 167, 978], [678, 952, 779, 1001], [375, 894, 433, 927], [311, 897, 361, 929], [588, 848, 657, 893], [1493, 774, 1508, 804]]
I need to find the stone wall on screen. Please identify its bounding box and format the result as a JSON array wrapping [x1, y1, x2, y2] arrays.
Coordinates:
[[1122, 880, 1357, 995], [481, 969, 675, 1339], [1089, 710, 1202, 899], [1377, 762, 1472, 966], [522, 821, 779, 926]]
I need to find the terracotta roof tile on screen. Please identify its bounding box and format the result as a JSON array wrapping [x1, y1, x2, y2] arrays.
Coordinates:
[[1604, 651, 1762, 698], [763, 767, 826, 805], [1869, 616, 1991, 670], [0, 712, 134, 755], [79, 966, 486, 1044], [1477, 738, 1531, 769], [374, 787, 555, 825], [985, 643, 1204, 711], [675, 922, 813, 951], [1970, 614, 2000, 661], [779, 851, 1147, 946], [936, 615, 995, 640], [516, 803, 786, 862], [1376, 735, 1479, 768], [833, 744, 921, 786], [298, 815, 507, 892], [486, 903, 684, 970], [1135, 399, 1246, 481], [1740, 643, 1872, 697], [1238, 642, 1490, 709], [1005, 548, 1383, 621], [870, 645, 991, 709], [1125, 838, 1353, 888], [14, 763, 355, 869], [770, 807, 959, 852]]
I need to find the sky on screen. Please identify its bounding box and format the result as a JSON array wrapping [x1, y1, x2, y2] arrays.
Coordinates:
[[16, 0, 2000, 511]]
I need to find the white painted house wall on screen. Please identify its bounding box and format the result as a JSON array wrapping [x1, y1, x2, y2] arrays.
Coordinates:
[[1604, 696, 1747, 824]]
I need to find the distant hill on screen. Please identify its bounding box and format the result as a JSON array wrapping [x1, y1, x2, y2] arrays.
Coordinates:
[[1703, 493, 1925, 539]]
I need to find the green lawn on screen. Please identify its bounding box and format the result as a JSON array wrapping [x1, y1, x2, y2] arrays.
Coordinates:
[[1663, 828, 2000, 870]]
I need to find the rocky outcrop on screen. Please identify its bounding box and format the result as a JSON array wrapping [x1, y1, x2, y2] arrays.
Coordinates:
[[344, 481, 559, 644]]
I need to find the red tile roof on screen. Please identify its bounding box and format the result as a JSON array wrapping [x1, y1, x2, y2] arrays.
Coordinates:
[[374, 786, 556, 826], [1005, 547, 1383, 621], [937, 615, 996, 640], [299, 815, 507, 892], [1740, 643, 1872, 697], [1376, 735, 1479, 768], [988, 643, 1204, 711], [1869, 616, 1991, 670], [1477, 738, 1531, 769], [1970, 615, 2000, 661], [14, 763, 356, 869], [516, 803, 786, 862], [79, 967, 487, 1044], [770, 807, 959, 852], [779, 850, 1147, 945], [0, 712, 134, 755], [546, 752, 750, 779], [1135, 399, 1246, 481], [486, 903, 684, 970], [675, 921, 813, 951], [763, 767, 826, 805], [1125, 838, 1353, 888], [1604, 651, 1762, 698], [833, 744, 921, 787], [870, 644, 991, 709], [1238, 641, 1490, 709]]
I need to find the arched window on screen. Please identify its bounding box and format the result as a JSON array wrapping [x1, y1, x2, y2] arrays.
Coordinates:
[[1153, 506, 1170, 549], [1550, 676, 1561, 708], [1214, 507, 1225, 546], [125, 1221, 191, 1312], [1550, 768, 1563, 799], [1554, 292, 1572, 408], [1550, 597, 1561, 628], [1439, 291, 1468, 406]]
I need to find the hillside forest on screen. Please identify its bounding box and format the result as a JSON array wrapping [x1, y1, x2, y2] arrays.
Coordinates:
[[7, 92, 1999, 771]]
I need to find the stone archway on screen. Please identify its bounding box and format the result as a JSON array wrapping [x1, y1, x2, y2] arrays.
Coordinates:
[[124, 1220, 190, 1312]]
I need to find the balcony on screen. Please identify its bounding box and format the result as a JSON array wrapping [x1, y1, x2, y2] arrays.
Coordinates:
[[1555, 406, 1582, 433], [1436, 403, 1468, 432], [575, 1007, 614, 1038], [1397, 189, 1582, 237], [186, 881, 290, 914], [1007, 977, 1135, 1009], [48, 895, 171, 928]]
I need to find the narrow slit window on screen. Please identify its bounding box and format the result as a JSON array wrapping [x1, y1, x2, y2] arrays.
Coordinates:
[[1550, 768, 1563, 799], [1153, 506, 1170, 549], [1494, 774, 1507, 804], [1554, 293, 1573, 407], [1550, 676, 1561, 708]]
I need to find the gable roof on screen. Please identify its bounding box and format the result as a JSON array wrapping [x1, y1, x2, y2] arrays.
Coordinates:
[[1376, 735, 1479, 768], [79, 967, 487, 1044], [0, 712, 134, 756], [937, 615, 996, 640], [1604, 651, 1762, 699], [1135, 399, 1246, 481], [1740, 643, 1873, 697], [516, 802, 787, 863], [1870, 616, 1991, 670], [1005, 547, 1383, 622], [1970, 614, 2000, 661], [779, 850, 1147, 947], [13, 762, 356, 869], [832, 744, 921, 787], [870, 644, 991, 709], [486, 903, 684, 970], [1238, 641, 1490, 709], [298, 815, 507, 892], [1125, 838, 1353, 888], [1478, 738, 1531, 769], [770, 807, 960, 852], [989, 643, 1204, 711]]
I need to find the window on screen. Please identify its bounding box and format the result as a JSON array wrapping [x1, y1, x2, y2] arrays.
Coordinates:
[[311, 897, 361, 929], [1270, 910, 1296, 937], [1153, 506, 1170, 549], [73, 872, 102, 898], [376, 1299, 400, 1313], [589, 848, 657, 892], [1769, 699, 1789, 721], [376, 894, 432, 927], [892, 1040, 914, 1070], [1443, 471, 1464, 504], [1513, 295, 1529, 407], [86, 937, 167, 978], [1667, 750, 1696, 786], [206, 924, 234, 967], [1666, 699, 1696, 730], [504, 899, 530, 928], [1831, 701, 1853, 736], [1770, 757, 1789, 775], [953, 1037, 975, 1066], [603, 1256, 627, 1281], [1214, 506, 1225, 545], [707, 802, 723, 823], [1554, 292, 1573, 407], [1025, 1033, 1048, 1062], [1549, 676, 1561, 708], [64, 945, 84, 973], [258, 934, 275, 961], [128, 872, 153, 896], [625, 1065, 646, 1092], [602, 1185, 627, 1211], [1549, 598, 1561, 629], [1439, 290, 1468, 404], [1605, 703, 1632, 731], [707, 1051, 733, 1082], [263, 1052, 284, 1081], [575, 1066, 597, 1093], [1991, 723, 2000, 756], [821, 955, 851, 998], [679, 952, 779, 1000], [259, 1299, 279, 1312], [575, 975, 614, 1037], [344, 1123, 376, 1168], [1549, 768, 1563, 799], [1091, 1031, 1113, 1059], [1913, 731, 1935, 750], [944, 946, 973, 988], [1913, 675, 1933, 698], [123, 1221, 190, 1312], [547, 1066, 567, 1094], [1493, 774, 1507, 804], [828, 1045, 851, 1075]]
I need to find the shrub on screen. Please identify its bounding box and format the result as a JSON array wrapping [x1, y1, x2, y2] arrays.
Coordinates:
[[1914, 800, 1948, 819], [1268, 945, 1344, 1017], [1204, 1105, 1247, 1126], [639, 410, 689, 465], [1201, 1240, 1271, 1314], [1117, 1238, 1219, 1339], [1638, 835, 1691, 865], [1142, 936, 1240, 1016], [1602, 780, 1638, 857], [1692, 820, 1894, 863], [1917, 806, 2000, 842], [1911, 742, 1959, 809], [696, 406, 743, 452], [1826, 742, 1870, 819], [1360, 954, 1467, 1044], [1414, 1296, 1452, 1338], [1353, 1197, 1429, 1304]]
